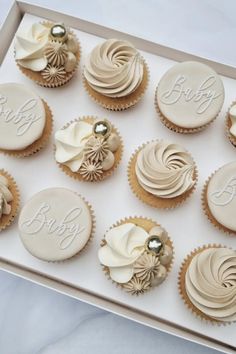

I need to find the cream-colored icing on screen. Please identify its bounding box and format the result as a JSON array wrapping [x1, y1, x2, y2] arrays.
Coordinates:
[[15, 23, 49, 71], [0, 83, 46, 150], [185, 248, 236, 322], [157, 61, 224, 129], [55, 120, 120, 175], [18, 188, 92, 261], [55, 121, 93, 172], [83, 39, 144, 98], [229, 104, 236, 137], [101, 151, 115, 171], [135, 141, 195, 198], [64, 52, 77, 72], [0, 175, 13, 218], [207, 161, 236, 231], [98, 223, 149, 283]]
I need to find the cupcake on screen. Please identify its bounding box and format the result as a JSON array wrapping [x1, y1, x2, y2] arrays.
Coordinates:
[[0, 83, 53, 157], [0, 169, 20, 231], [179, 245, 236, 323], [55, 116, 123, 181], [98, 217, 173, 295], [155, 61, 225, 133], [226, 102, 236, 147], [15, 22, 80, 87], [18, 188, 95, 261], [128, 140, 197, 208], [83, 39, 148, 110], [202, 161, 236, 235]]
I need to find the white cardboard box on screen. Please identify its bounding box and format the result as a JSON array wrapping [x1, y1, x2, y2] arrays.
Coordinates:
[[0, 2, 235, 353]]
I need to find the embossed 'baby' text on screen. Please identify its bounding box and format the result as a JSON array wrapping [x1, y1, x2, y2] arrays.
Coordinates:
[[0, 94, 42, 135], [21, 202, 86, 250], [160, 75, 221, 114]]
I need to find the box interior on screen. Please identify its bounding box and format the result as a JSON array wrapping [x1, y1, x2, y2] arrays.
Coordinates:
[[0, 12, 236, 349]]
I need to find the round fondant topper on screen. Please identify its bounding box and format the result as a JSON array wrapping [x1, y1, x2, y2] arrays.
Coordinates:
[[0, 83, 46, 150], [157, 61, 224, 129], [207, 161, 236, 232], [18, 188, 93, 261]]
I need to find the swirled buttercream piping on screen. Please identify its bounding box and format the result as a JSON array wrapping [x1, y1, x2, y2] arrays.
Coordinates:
[[84, 39, 144, 98], [185, 248, 236, 322], [135, 141, 195, 198]]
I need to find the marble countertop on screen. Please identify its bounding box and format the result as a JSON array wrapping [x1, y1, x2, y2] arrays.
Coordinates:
[[0, 1, 234, 353]]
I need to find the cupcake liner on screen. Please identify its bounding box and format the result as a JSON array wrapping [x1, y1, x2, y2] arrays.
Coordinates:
[[0, 100, 53, 158], [202, 172, 236, 235], [225, 101, 236, 147], [56, 116, 123, 182], [154, 86, 220, 134], [100, 216, 174, 295], [127, 141, 198, 209], [0, 170, 20, 232], [24, 194, 95, 263], [178, 244, 232, 325], [16, 22, 81, 88], [83, 60, 149, 111]]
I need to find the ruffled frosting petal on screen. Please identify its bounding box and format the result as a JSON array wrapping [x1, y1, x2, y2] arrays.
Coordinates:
[[98, 223, 149, 282], [15, 23, 49, 71], [55, 121, 93, 172]]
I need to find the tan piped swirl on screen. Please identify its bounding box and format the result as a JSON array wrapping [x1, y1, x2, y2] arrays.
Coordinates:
[[185, 248, 236, 322], [135, 141, 195, 198], [83, 39, 144, 98], [44, 42, 67, 66]]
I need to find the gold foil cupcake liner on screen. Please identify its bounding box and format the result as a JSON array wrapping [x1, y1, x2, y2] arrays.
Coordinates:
[[83, 60, 149, 111], [202, 172, 236, 236], [178, 244, 232, 325], [225, 100, 236, 147], [100, 216, 174, 295], [0, 100, 53, 158], [16, 22, 81, 88], [56, 116, 123, 182], [0, 170, 20, 232], [127, 141, 198, 209], [154, 87, 219, 134]]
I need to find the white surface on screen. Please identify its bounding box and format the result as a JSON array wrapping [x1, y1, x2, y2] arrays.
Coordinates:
[[0, 1, 235, 354]]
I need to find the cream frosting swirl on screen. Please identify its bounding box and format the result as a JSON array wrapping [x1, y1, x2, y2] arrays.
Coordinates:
[[55, 121, 93, 172], [185, 248, 236, 322], [135, 141, 195, 198], [0, 175, 13, 218], [83, 39, 144, 98], [98, 223, 149, 283], [15, 23, 49, 71]]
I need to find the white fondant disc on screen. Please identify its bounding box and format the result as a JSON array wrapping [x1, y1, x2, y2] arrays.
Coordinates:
[[18, 188, 93, 261], [157, 61, 224, 129], [0, 83, 46, 150], [207, 162, 236, 231]]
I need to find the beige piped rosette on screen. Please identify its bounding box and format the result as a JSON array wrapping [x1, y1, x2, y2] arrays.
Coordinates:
[[98, 217, 174, 295], [0, 169, 20, 232], [0, 100, 53, 158], [15, 21, 81, 88], [178, 244, 235, 324], [55, 116, 123, 182], [225, 100, 236, 147], [83, 60, 149, 111], [128, 140, 198, 209]]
